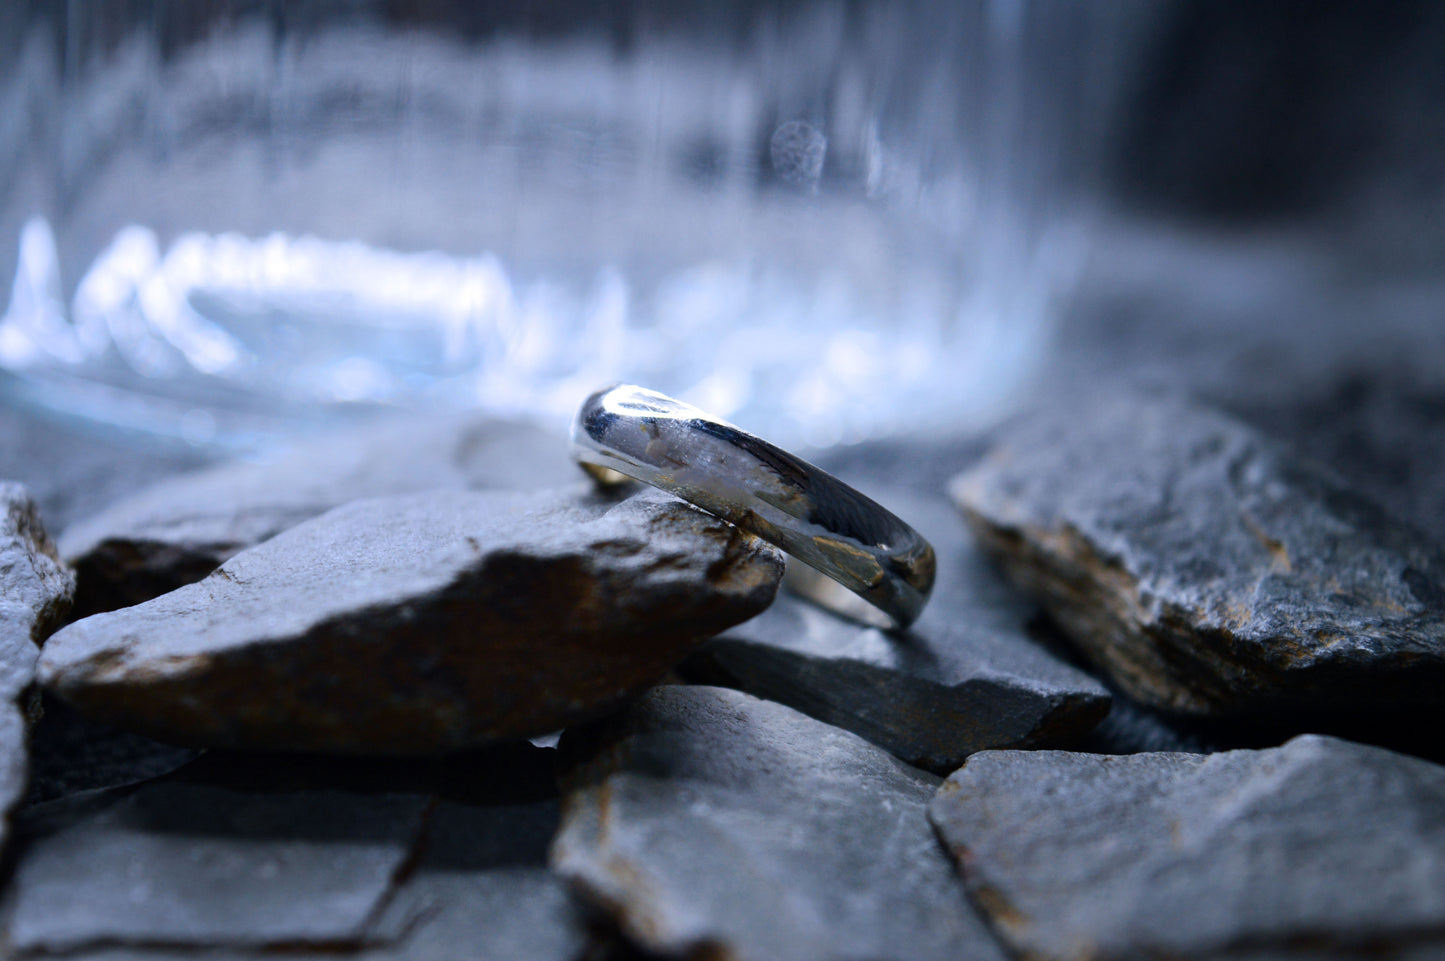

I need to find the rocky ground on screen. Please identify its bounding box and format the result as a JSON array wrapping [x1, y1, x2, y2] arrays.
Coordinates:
[[1, 231, 1444, 960]]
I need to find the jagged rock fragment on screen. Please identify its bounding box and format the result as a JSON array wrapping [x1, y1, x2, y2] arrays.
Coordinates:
[[39, 488, 781, 753], [951, 394, 1445, 716], [0, 483, 75, 857]]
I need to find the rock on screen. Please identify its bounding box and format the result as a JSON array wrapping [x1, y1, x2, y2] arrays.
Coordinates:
[[950, 393, 1445, 716], [5, 744, 587, 959], [1218, 369, 1445, 546], [60, 413, 578, 617], [38, 487, 782, 754], [928, 735, 1445, 961], [6, 777, 430, 952], [0, 482, 74, 648], [0, 483, 74, 855], [551, 685, 1009, 961], [682, 491, 1110, 773], [362, 794, 586, 961]]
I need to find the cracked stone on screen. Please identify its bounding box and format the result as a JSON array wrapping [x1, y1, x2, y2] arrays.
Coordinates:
[[0, 483, 75, 859], [950, 393, 1445, 717], [60, 413, 578, 617], [359, 790, 586, 960], [551, 685, 1009, 961], [928, 735, 1445, 961], [38, 488, 782, 754], [682, 490, 1110, 773]]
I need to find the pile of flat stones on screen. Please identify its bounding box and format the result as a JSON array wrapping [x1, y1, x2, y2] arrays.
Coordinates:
[[2, 390, 1443, 961]]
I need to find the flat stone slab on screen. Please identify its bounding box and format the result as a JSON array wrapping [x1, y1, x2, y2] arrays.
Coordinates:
[[6, 779, 430, 953], [551, 685, 1009, 961], [951, 393, 1445, 716], [5, 745, 585, 959], [683, 491, 1109, 773], [929, 735, 1445, 961], [0, 483, 75, 857], [60, 413, 578, 616], [39, 488, 782, 753]]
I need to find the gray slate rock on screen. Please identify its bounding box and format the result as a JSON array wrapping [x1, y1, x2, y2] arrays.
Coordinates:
[[683, 491, 1110, 773], [38, 488, 782, 754], [1218, 369, 1445, 546], [5, 745, 586, 960], [6, 779, 430, 953], [0, 483, 74, 853], [951, 393, 1445, 716], [551, 684, 1009, 961], [360, 797, 585, 961], [60, 413, 578, 617], [928, 735, 1445, 961], [0, 482, 74, 653]]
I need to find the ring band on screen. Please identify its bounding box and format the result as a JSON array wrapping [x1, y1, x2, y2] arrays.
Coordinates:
[[570, 385, 936, 629]]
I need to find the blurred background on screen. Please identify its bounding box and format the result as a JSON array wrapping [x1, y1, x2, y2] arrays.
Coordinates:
[[1, 0, 1443, 453]]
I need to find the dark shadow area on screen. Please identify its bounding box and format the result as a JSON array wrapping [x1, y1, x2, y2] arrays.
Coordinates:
[[25, 692, 200, 807], [1114, 0, 1445, 225]]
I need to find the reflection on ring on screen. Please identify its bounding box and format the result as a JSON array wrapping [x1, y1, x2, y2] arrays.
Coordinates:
[[570, 384, 935, 629]]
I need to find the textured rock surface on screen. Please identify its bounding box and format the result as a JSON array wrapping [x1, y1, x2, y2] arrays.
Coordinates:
[[929, 736, 1445, 961], [683, 491, 1109, 773], [5, 745, 586, 959], [39, 488, 782, 753], [551, 685, 1008, 961], [60, 413, 577, 616], [1220, 369, 1445, 546], [0, 483, 74, 650], [7, 780, 429, 953], [0, 483, 75, 858], [951, 394, 1445, 716]]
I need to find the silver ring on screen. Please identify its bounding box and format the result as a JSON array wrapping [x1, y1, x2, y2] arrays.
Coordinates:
[[570, 384, 935, 629]]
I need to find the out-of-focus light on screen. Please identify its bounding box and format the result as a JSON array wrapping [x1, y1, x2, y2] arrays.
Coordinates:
[[0, 212, 1065, 445], [0, 219, 78, 367]]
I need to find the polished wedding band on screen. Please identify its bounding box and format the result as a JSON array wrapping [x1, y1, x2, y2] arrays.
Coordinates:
[[570, 384, 935, 629]]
